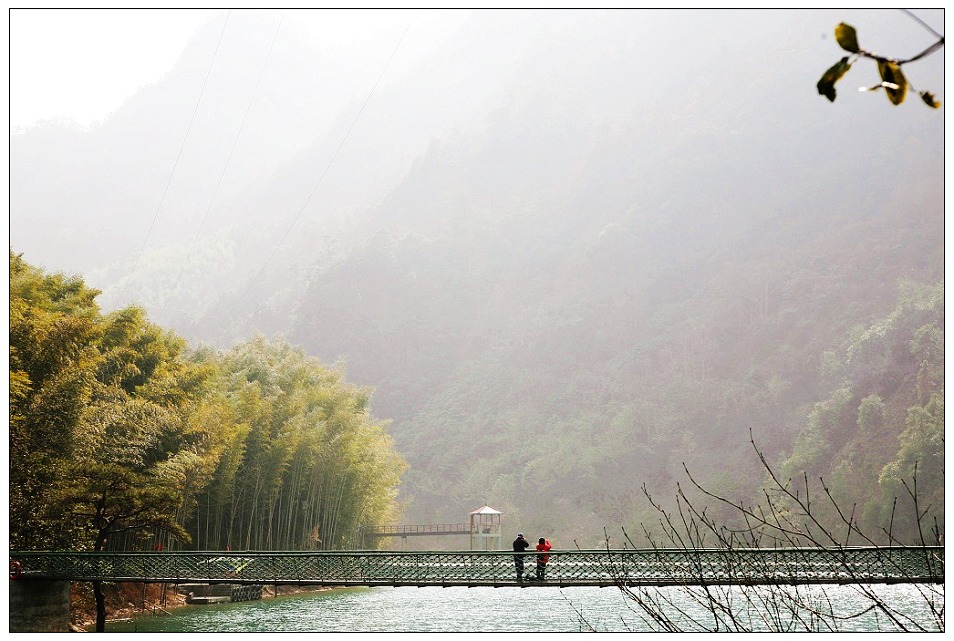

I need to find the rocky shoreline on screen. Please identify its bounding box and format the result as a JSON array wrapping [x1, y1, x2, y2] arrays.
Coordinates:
[[70, 582, 331, 631]]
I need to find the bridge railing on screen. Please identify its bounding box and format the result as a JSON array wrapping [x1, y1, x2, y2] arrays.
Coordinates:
[[9, 547, 943, 587], [362, 524, 471, 537]]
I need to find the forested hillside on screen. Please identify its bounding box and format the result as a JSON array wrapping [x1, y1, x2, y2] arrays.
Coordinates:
[[286, 126, 943, 544], [280, 14, 943, 542], [10, 10, 943, 547]]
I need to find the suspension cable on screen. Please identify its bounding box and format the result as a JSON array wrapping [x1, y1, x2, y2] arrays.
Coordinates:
[[118, 10, 231, 304], [237, 23, 411, 304], [159, 14, 284, 315]]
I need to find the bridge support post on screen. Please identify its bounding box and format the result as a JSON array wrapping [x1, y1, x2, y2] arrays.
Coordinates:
[[9, 579, 72, 632]]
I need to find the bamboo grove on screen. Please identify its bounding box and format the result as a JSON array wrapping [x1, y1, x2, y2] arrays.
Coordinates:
[[9, 252, 407, 553]]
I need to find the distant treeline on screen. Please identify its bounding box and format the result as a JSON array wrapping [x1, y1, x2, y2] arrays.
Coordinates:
[[9, 251, 406, 552]]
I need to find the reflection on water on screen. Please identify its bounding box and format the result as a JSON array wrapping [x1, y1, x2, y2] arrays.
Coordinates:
[[106, 584, 943, 633]]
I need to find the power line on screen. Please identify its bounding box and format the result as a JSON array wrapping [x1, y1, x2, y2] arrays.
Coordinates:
[[118, 10, 231, 304], [159, 14, 284, 316], [237, 23, 411, 304]]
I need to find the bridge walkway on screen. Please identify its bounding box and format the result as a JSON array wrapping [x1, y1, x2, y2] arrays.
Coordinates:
[[10, 547, 943, 588]]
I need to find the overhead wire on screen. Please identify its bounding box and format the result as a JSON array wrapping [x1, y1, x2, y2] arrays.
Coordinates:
[[237, 22, 411, 304], [159, 13, 285, 316], [118, 10, 231, 304]]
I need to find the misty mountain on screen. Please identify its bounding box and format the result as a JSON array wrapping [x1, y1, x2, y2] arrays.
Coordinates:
[[10, 9, 943, 544]]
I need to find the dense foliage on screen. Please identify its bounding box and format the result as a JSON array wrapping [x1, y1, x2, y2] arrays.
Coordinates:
[[187, 337, 406, 550], [779, 281, 943, 542], [9, 252, 405, 551]]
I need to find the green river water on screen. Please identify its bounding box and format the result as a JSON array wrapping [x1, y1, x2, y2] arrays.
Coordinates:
[[104, 584, 942, 632]]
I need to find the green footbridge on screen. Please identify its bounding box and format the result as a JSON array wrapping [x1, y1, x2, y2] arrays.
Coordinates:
[[10, 546, 943, 587]]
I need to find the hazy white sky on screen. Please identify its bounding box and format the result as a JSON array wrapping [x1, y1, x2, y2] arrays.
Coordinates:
[[10, 8, 947, 132], [8, 8, 447, 129]]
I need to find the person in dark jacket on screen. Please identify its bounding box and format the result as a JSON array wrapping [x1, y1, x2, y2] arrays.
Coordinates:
[[512, 533, 530, 581], [535, 537, 552, 581]]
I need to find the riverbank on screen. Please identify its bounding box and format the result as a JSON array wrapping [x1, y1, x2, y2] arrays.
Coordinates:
[[71, 582, 332, 631]]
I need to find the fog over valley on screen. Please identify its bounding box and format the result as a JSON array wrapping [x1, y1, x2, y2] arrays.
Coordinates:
[[10, 9, 944, 546]]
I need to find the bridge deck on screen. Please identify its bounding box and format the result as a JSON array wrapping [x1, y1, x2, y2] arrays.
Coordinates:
[[10, 547, 943, 587]]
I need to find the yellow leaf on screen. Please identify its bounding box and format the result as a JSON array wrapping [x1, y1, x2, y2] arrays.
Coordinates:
[[877, 60, 908, 105], [920, 91, 942, 109], [834, 23, 860, 53], [817, 57, 852, 102]]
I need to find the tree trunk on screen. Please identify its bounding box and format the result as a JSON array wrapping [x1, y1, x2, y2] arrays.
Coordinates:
[[93, 580, 106, 633]]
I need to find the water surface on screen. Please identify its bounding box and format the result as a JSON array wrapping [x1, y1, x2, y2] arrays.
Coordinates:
[[105, 584, 943, 633]]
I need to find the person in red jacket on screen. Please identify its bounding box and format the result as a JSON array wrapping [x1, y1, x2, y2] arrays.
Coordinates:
[[535, 537, 552, 581]]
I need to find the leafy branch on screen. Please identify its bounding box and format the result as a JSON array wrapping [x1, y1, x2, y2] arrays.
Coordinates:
[[817, 11, 943, 108]]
